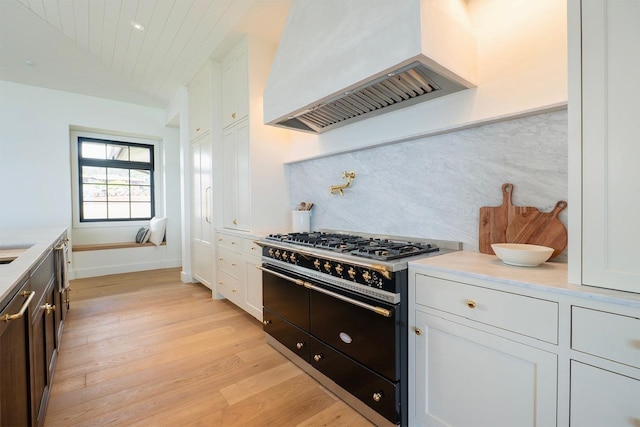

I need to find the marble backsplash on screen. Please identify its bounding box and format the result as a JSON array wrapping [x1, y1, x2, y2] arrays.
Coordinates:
[[287, 109, 568, 261]]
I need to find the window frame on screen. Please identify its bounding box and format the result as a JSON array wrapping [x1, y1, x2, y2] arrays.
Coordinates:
[[70, 130, 162, 228], [77, 136, 156, 223]]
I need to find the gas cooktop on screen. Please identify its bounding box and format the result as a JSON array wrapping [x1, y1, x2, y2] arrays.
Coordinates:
[[265, 231, 440, 261]]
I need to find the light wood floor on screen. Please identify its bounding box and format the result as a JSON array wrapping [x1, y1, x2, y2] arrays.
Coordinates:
[[45, 268, 374, 427]]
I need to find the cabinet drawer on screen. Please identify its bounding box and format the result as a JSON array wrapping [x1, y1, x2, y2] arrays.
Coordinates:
[[242, 238, 261, 258], [217, 247, 244, 280], [216, 233, 241, 251], [216, 270, 244, 306], [572, 306, 640, 368], [414, 274, 558, 344]]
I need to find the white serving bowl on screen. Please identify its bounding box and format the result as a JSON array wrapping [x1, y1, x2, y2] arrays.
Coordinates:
[[491, 243, 553, 267]]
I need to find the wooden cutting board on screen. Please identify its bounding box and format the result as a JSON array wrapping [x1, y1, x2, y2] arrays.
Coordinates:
[[506, 200, 568, 258], [479, 183, 539, 255]]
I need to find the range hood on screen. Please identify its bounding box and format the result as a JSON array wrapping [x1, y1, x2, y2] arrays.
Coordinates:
[[263, 0, 478, 133]]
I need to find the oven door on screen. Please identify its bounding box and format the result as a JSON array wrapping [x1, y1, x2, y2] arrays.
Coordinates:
[[261, 264, 309, 331], [309, 281, 400, 382]]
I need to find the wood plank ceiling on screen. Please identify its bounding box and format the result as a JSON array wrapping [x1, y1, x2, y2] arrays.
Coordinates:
[[1, 0, 289, 107]]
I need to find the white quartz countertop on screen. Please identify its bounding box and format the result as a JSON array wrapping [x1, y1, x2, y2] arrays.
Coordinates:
[[0, 227, 66, 304], [409, 251, 640, 308]]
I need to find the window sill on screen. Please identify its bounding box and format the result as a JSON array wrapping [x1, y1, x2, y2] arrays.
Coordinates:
[[72, 241, 166, 252]]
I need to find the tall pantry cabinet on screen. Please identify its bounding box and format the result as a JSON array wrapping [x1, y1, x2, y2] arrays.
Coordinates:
[[216, 35, 290, 234], [212, 35, 290, 321], [188, 63, 213, 289], [569, 0, 640, 293]]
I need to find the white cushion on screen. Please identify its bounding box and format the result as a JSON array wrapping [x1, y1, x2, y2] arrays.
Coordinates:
[[148, 217, 167, 246]]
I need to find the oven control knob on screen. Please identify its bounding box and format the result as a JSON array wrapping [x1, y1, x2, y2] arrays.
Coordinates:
[[323, 262, 332, 273], [362, 270, 372, 282], [282, 251, 289, 261], [314, 259, 321, 269], [348, 267, 357, 279], [290, 253, 297, 263], [313, 354, 323, 362], [275, 250, 281, 259], [372, 392, 384, 402], [335, 264, 343, 275], [268, 248, 274, 257]]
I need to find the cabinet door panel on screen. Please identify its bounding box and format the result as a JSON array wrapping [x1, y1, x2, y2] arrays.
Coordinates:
[[412, 311, 557, 427], [234, 121, 250, 231], [222, 120, 250, 231], [570, 361, 640, 427], [582, 0, 640, 292], [0, 281, 32, 427]]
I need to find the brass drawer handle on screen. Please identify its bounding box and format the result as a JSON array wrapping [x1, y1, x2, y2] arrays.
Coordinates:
[[263, 320, 271, 326], [466, 300, 477, 309], [296, 342, 304, 349], [414, 327, 422, 336], [313, 354, 323, 362], [2, 291, 35, 322], [232, 112, 236, 119], [372, 392, 383, 402]]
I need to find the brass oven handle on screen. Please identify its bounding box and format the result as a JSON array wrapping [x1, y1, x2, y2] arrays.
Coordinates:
[[2, 291, 35, 322], [257, 266, 393, 318]]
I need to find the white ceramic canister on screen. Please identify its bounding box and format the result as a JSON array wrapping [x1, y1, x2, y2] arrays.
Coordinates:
[[291, 210, 311, 232]]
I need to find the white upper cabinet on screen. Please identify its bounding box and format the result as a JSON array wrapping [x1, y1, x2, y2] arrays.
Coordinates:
[[571, 0, 640, 293], [188, 64, 211, 141], [222, 42, 249, 129], [214, 36, 290, 234]]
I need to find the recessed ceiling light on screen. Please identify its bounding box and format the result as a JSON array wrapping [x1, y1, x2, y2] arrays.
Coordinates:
[[130, 20, 145, 31]]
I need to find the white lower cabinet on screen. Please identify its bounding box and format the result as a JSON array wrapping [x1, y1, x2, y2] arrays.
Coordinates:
[[409, 252, 640, 427], [570, 361, 640, 427], [410, 274, 557, 427], [569, 306, 640, 426], [215, 230, 262, 321]]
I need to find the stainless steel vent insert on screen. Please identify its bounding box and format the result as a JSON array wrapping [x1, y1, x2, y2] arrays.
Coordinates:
[[274, 62, 465, 133]]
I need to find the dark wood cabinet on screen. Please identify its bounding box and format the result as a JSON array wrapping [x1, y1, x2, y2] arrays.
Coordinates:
[[30, 250, 57, 427], [0, 277, 34, 427], [0, 231, 67, 427]]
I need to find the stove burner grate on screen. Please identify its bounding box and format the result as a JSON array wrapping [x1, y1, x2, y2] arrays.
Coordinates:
[[266, 232, 439, 261]]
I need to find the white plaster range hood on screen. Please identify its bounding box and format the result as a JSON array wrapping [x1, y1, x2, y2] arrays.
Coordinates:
[[263, 0, 478, 133]]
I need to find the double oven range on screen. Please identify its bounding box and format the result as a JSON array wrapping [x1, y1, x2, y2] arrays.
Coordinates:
[[258, 231, 461, 426]]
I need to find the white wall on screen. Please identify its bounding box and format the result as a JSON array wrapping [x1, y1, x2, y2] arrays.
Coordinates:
[[284, 0, 567, 161], [0, 81, 182, 278]]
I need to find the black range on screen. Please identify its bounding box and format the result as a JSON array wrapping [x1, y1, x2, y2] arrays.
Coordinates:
[[258, 230, 461, 427]]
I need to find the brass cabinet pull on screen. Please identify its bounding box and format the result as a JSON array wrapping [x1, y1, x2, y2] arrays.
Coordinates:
[[313, 354, 323, 362], [43, 303, 56, 315], [2, 291, 35, 322], [466, 300, 477, 309], [232, 112, 236, 119], [233, 219, 238, 225], [196, 127, 201, 132], [372, 392, 383, 402], [296, 342, 304, 349], [263, 320, 271, 326], [414, 327, 422, 336]]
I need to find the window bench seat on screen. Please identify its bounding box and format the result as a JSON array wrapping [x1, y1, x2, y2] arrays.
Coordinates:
[[72, 241, 166, 252]]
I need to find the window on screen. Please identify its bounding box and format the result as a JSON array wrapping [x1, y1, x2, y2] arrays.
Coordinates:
[[77, 137, 155, 222]]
